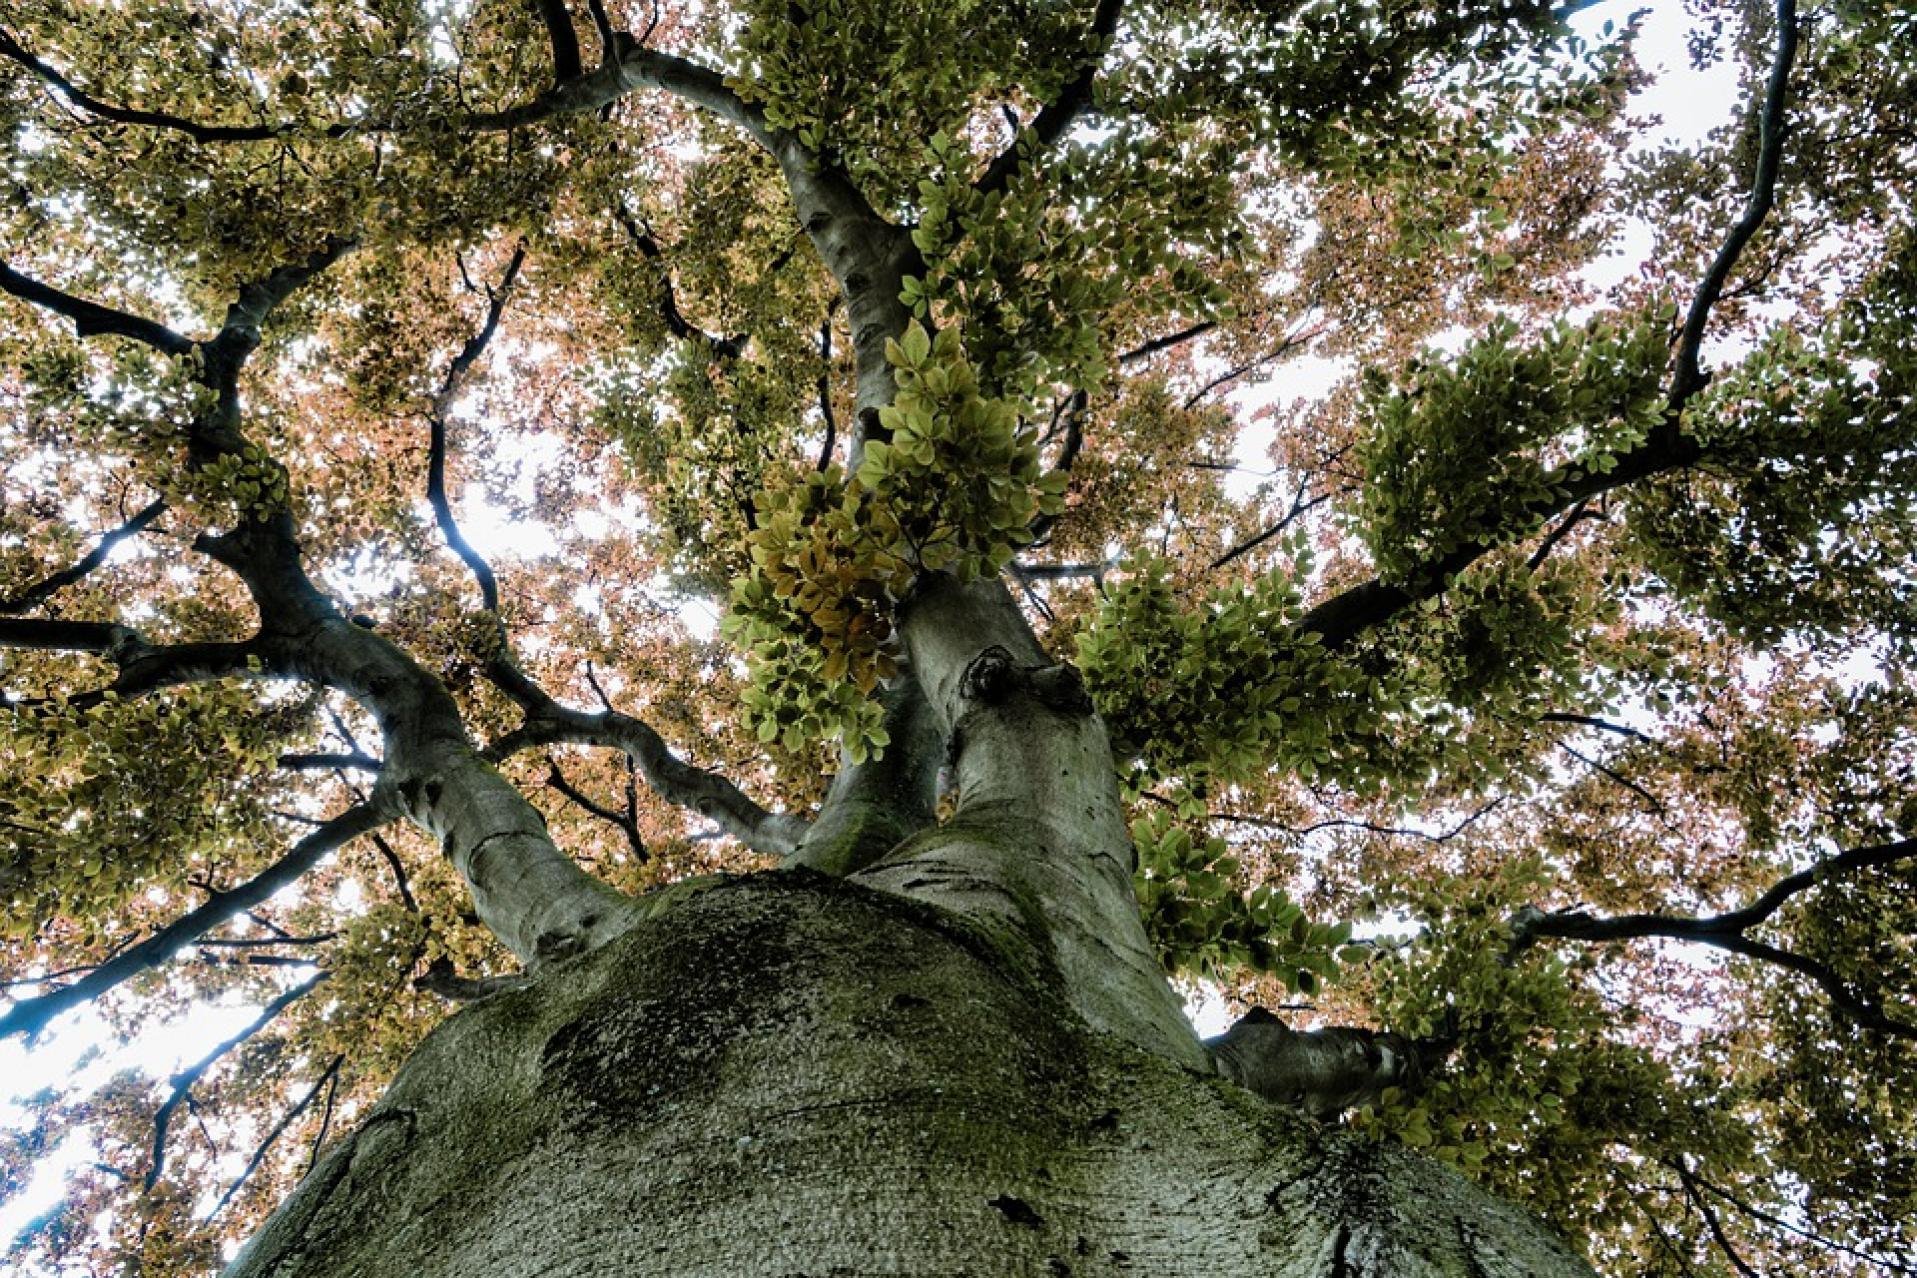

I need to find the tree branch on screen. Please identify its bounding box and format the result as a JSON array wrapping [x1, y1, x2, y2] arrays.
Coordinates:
[[816, 306, 840, 471], [426, 245, 526, 613], [546, 756, 648, 862], [1211, 487, 1334, 570], [973, 0, 1126, 198], [1513, 837, 1917, 1038], [1538, 712, 1658, 744], [533, 0, 584, 83], [1558, 742, 1665, 815], [0, 498, 168, 615], [1026, 390, 1086, 544], [1284, 0, 1801, 655], [0, 616, 137, 654], [0, 27, 302, 143], [1118, 320, 1218, 365], [203, 1054, 344, 1221], [414, 959, 531, 1002], [0, 261, 195, 355], [1673, 1158, 1762, 1278], [1667, 1159, 1917, 1276], [1670, 0, 1799, 404], [0, 801, 393, 1041], [277, 751, 383, 773], [612, 207, 747, 358], [1524, 500, 1604, 571], [489, 699, 805, 857], [146, 973, 328, 1189]]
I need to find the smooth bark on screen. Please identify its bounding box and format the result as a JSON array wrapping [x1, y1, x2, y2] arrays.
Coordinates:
[[225, 875, 1594, 1278]]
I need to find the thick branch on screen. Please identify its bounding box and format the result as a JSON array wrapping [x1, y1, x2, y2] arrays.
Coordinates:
[[468, 45, 771, 138], [0, 261, 194, 355], [490, 699, 804, 857], [0, 616, 136, 654], [0, 618, 265, 707], [0, 802, 393, 1042], [534, 0, 584, 83]]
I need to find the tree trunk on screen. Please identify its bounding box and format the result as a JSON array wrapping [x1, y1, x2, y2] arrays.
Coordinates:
[[225, 872, 1594, 1278]]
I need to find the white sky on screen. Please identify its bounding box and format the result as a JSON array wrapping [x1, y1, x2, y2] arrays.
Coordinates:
[[0, 0, 1740, 1253]]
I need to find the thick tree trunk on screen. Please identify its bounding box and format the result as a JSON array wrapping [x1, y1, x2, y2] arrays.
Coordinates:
[[226, 872, 1594, 1278]]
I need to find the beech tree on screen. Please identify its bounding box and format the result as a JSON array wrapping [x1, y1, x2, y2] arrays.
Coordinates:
[[1, 0, 1913, 1273]]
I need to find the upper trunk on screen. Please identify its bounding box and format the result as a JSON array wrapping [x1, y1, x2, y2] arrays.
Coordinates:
[[225, 872, 1595, 1278]]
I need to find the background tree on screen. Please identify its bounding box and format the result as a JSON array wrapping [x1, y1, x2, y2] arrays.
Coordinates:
[[0, 0, 1912, 1274]]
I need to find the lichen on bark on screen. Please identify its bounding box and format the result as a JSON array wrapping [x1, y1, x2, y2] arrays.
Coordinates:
[[226, 874, 1594, 1278]]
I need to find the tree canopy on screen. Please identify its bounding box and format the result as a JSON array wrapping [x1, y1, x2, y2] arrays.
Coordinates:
[[0, 0, 1913, 1274]]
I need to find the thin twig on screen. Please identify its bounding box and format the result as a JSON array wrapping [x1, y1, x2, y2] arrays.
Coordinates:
[[146, 974, 328, 1188]]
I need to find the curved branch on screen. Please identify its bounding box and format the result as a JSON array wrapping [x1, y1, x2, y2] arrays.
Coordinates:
[[147, 973, 328, 1189], [489, 700, 805, 858], [0, 802, 393, 1042], [0, 498, 167, 616], [0, 28, 298, 143], [1672, 1158, 1762, 1278], [1668, 1160, 1917, 1276], [973, 0, 1126, 198], [426, 246, 526, 613], [468, 44, 771, 140], [1671, 0, 1799, 404], [1286, 0, 1801, 654], [612, 207, 747, 358], [1513, 837, 1917, 1039]]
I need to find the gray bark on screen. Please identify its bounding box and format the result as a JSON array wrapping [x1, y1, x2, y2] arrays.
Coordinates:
[[785, 668, 945, 878], [224, 874, 1595, 1278]]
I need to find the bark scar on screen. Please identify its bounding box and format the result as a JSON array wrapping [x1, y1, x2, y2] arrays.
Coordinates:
[[959, 645, 1021, 704]]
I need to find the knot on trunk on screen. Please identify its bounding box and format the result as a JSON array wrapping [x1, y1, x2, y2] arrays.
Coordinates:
[[959, 645, 1021, 704], [1206, 1007, 1447, 1121], [958, 646, 1094, 715]]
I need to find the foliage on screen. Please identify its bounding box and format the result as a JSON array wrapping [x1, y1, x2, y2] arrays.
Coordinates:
[[0, 0, 1912, 1275], [724, 324, 1063, 757]]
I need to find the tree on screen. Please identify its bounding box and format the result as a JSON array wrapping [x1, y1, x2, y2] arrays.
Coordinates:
[[0, 0, 1912, 1272]]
